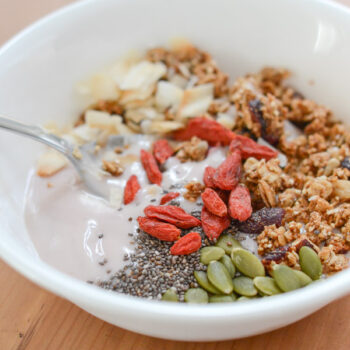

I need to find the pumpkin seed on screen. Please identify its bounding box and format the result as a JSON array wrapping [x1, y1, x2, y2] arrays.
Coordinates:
[[209, 294, 236, 303], [231, 248, 265, 278], [161, 288, 179, 302], [194, 271, 221, 294], [216, 234, 242, 254], [299, 246, 322, 280], [272, 265, 301, 292], [232, 276, 258, 297], [237, 296, 253, 301], [200, 246, 225, 265], [294, 270, 312, 287], [220, 254, 236, 278], [253, 276, 282, 296], [207, 261, 234, 294], [184, 288, 208, 303]]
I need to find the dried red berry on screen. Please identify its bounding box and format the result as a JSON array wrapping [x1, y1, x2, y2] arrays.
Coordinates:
[[215, 189, 230, 204], [262, 245, 289, 267], [229, 135, 278, 160], [228, 185, 252, 221], [144, 205, 201, 229], [140, 149, 162, 185], [213, 151, 241, 190], [160, 192, 180, 205], [201, 206, 231, 240], [137, 217, 180, 241], [173, 117, 235, 145], [153, 139, 174, 164], [203, 166, 216, 188], [124, 175, 141, 205], [170, 232, 202, 255], [238, 207, 285, 234], [201, 188, 227, 217]]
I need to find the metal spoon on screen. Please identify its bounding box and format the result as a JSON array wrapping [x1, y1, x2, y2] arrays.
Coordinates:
[[0, 115, 112, 199]]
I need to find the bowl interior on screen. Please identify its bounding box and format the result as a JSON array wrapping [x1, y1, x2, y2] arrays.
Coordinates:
[[1, 0, 350, 341]]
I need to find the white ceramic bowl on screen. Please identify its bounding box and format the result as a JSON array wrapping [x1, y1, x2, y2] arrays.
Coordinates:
[[1, 0, 350, 341]]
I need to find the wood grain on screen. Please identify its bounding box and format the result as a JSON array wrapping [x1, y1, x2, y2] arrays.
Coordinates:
[[1, 0, 350, 349]]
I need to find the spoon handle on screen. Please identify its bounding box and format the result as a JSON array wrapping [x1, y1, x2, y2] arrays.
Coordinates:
[[0, 114, 75, 156]]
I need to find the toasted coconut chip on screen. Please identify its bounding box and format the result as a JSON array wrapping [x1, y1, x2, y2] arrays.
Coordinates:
[[148, 120, 184, 134], [155, 81, 184, 111], [119, 84, 155, 106], [71, 124, 101, 143], [216, 112, 235, 130], [169, 74, 188, 89], [177, 83, 214, 119], [169, 37, 194, 51], [125, 107, 163, 125], [120, 61, 166, 91], [77, 73, 120, 101], [37, 150, 68, 177], [109, 187, 123, 209]]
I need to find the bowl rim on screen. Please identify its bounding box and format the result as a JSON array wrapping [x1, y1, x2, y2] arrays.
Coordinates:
[[1, 0, 350, 321]]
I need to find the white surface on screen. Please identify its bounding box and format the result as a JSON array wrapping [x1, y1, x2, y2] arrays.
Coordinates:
[[0, 0, 350, 341]]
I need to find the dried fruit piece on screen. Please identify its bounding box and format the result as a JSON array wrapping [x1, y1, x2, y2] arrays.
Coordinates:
[[124, 175, 141, 205], [209, 295, 236, 303], [272, 265, 301, 292], [170, 232, 202, 255], [299, 246, 322, 280], [194, 271, 222, 295], [261, 245, 289, 267], [153, 139, 174, 164], [140, 149, 162, 185], [161, 288, 179, 302], [341, 156, 350, 170], [137, 217, 180, 241], [184, 288, 208, 303], [203, 166, 216, 188], [173, 117, 235, 145], [201, 206, 231, 240], [215, 189, 230, 204], [213, 151, 241, 190], [232, 276, 258, 297], [231, 248, 265, 278], [201, 188, 227, 217], [144, 205, 201, 229], [160, 192, 180, 205], [238, 207, 285, 234], [207, 261, 234, 294], [228, 185, 252, 221], [229, 135, 278, 160], [200, 246, 225, 264]]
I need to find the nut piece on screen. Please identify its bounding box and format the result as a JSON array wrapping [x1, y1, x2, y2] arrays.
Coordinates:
[[102, 160, 124, 176], [175, 136, 209, 163], [184, 181, 205, 202]]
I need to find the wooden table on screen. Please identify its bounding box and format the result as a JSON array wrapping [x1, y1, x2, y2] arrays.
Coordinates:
[[1, 0, 350, 349]]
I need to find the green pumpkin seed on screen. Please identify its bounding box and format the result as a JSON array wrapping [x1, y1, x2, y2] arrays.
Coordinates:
[[194, 271, 221, 294], [161, 288, 179, 302], [231, 248, 265, 278], [253, 276, 282, 296], [237, 296, 253, 301], [220, 254, 236, 278], [232, 276, 258, 297], [184, 288, 208, 303], [294, 270, 312, 287], [216, 234, 242, 254], [299, 246, 322, 280], [200, 246, 225, 265], [272, 265, 301, 292], [209, 294, 236, 303], [207, 261, 234, 294]]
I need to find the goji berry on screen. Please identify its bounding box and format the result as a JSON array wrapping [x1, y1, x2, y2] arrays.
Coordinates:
[[173, 117, 235, 145], [201, 188, 227, 217], [170, 232, 202, 255], [228, 184, 252, 221], [137, 217, 180, 241], [144, 205, 201, 229], [203, 166, 216, 188], [230, 134, 277, 160], [215, 189, 230, 204], [160, 192, 180, 205], [124, 175, 141, 205], [201, 206, 231, 240], [140, 149, 162, 185], [213, 150, 241, 190], [153, 139, 174, 164]]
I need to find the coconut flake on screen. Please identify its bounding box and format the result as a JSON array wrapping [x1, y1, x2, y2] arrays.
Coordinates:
[[216, 113, 235, 130], [37, 150, 68, 177], [148, 120, 184, 134], [85, 110, 132, 134], [155, 81, 184, 111]]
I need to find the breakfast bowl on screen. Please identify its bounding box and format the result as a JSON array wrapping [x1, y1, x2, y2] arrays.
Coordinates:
[[1, 0, 350, 341]]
